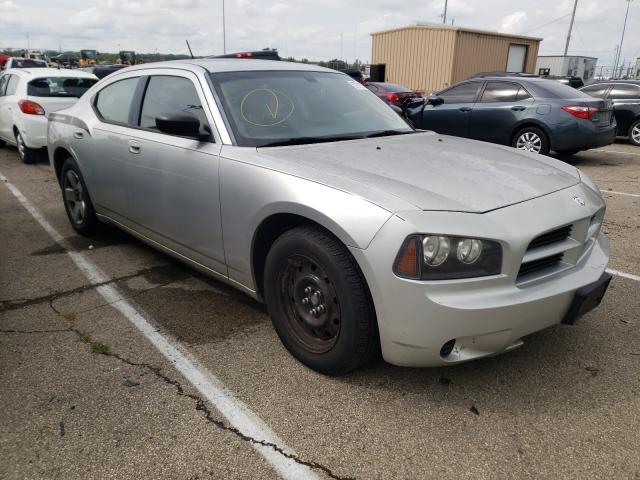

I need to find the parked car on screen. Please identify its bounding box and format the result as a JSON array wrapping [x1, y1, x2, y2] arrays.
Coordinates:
[[0, 68, 98, 163], [2, 57, 48, 70], [49, 52, 80, 68], [469, 72, 584, 89], [48, 60, 610, 374], [580, 80, 640, 146], [365, 81, 422, 107], [408, 76, 616, 155], [340, 69, 365, 85], [78, 64, 128, 79]]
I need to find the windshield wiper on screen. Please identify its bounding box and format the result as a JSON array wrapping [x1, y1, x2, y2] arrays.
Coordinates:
[[258, 135, 363, 148], [363, 129, 415, 138]]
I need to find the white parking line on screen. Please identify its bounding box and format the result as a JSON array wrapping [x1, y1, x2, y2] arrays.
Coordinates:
[[607, 268, 640, 283], [602, 190, 640, 198], [0, 172, 318, 480]]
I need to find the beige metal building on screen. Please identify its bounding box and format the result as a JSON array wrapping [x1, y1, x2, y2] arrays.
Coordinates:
[[371, 23, 542, 93]]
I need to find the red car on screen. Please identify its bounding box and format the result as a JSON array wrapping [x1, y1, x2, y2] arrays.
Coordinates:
[[365, 81, 422, 106]]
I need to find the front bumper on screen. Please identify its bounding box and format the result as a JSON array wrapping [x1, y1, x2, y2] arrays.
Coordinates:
[[350, 183, 610, 367]]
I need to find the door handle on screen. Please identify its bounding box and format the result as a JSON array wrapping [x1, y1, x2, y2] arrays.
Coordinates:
[[73, 130, 84, 139], [128, 141, 141, 154], [511, 106, 526, 111], [458, 106, 472, 112]]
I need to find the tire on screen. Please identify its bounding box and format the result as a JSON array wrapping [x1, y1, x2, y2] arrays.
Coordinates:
[[14, 130, 39, 164], [629, 119, 640, 147], [263, 226, 379, 375], [555, 149, 580, 156], [511, 126, 550, 155], [60, 157, 101, 236]]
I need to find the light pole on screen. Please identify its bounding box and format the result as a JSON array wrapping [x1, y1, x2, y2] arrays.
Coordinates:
[[613, 0, 633, 78], [564, 0, 578, 55], [442, 0, 448, 24], [222, 0, 226, 54]]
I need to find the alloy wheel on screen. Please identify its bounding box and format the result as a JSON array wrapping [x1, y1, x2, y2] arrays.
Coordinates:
[[15, 132, 26, 160], [278, 254, 341, 354], [632, 124, 640, 145], [63, 170, 87, 225], [516, 132, 542, 153]]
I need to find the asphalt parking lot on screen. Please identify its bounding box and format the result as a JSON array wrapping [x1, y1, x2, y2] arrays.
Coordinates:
[[1, 143, 639, 480]]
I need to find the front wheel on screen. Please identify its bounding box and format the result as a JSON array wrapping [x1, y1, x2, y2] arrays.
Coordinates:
[[512, 127, 550, 155], [60, 158, 101, 236], [263, 226, 379, 375], [629, 119, 640, 147]]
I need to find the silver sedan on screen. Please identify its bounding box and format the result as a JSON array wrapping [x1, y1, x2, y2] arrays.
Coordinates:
[[47, 60, 611, 374]]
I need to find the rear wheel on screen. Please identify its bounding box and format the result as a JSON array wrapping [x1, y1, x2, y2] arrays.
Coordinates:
[[512, 127, 550, 155], [60, 158, 100, 236], [263, 226, 379, 375], [629, 119, 640, 147], [15, 130, 38, 164]]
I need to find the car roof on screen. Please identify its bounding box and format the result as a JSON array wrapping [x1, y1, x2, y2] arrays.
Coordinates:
[[122, 58, 338, 74], [591, 80, 640, 85], [462, 76, 548, 84], [3, 67, 97, 79]]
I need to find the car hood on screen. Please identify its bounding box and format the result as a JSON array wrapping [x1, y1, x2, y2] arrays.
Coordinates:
[[253, 131, 580, 213]]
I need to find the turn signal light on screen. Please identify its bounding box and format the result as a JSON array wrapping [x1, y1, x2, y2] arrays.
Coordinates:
[[394, 236, 419, 279], [18, 100, 45, 115], [561, 105, 598, 120]]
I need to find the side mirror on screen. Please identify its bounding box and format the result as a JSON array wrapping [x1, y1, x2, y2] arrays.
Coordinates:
[[155, 113, 209, 140], [427, 94, 444, 106]]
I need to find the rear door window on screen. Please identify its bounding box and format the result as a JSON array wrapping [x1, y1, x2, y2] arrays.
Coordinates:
[[439, 82, 480, 104], [0, 75, 9, 96], [139, 75, 208, 131], [480, 82, 521, 102], [608, 84, 640, 100], [28, 77, 97, 98], [94, 77, 140, 125], [581, 84, 610, 98]]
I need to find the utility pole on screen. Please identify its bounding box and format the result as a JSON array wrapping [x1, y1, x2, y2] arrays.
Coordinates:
[[564, 0, 578, 55], [613, 0, 633, 78], [442, 0, 448, 24], [222, 0, 226, 54]]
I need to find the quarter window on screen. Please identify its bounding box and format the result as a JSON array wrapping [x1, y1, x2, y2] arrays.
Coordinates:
[[608, 84, 640, 100], [6, 75, 19, 96], [94, 77, 140, 125], [439, 82, 480, 104], [0, 75, 9, 96], [139, 76, 208, 131]]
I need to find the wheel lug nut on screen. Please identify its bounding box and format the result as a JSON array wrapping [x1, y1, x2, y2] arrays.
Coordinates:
[[310, 308, 317, 316], [301, 298, 309, 305], [317, 305, 325, 313], [304, 286, 312, 294]]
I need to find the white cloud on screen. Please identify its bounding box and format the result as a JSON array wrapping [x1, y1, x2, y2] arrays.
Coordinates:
[[500, 11, 527, 33]]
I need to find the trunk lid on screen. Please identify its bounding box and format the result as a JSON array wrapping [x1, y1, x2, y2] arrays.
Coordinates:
[[563, 98, 614, 126], [256, 132, 580, 213], [28, 96, 80, 118]]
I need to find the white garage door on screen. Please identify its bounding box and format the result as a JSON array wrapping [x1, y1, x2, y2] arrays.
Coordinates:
[[507, 44, 527, 73]]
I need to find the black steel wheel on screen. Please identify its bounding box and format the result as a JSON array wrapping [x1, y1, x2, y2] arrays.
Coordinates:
[[60, 158, 100, 236], [264, 226, 379, 375]]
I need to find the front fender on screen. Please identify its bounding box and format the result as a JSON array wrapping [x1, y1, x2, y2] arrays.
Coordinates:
[[219, 155, 392, 290]]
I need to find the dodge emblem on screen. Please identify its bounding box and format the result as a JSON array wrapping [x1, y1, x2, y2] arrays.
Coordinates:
[[572, 195, 586, 206]]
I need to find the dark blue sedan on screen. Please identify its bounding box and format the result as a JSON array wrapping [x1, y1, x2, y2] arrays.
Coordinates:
[[409, 76, 616, 156]]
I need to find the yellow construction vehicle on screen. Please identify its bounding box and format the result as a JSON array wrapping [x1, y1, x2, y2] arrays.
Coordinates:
[[79, 49, 98, 67], [117, 51, 137, 65]]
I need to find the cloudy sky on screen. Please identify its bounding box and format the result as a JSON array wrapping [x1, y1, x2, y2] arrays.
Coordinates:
[[1, 0, 638, 67]]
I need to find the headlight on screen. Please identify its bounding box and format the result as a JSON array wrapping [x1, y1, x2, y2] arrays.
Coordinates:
[[579, 169, 601, 195], [394, 234, 502, 280]]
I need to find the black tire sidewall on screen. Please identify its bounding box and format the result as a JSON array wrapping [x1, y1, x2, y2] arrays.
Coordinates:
[[264, 229, 372, 375], [60, 158, 100, 235], [15, 132, 35, 164], [629, 120, 640, 147], [512, 126, 550, 155]]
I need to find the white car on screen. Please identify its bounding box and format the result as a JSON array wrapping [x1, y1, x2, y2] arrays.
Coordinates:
[[0, 68, 97, 163], [2, 57, 48, 70]]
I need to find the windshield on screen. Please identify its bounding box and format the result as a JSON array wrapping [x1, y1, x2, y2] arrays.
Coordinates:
[[28, 77, 98, 97], [210, 70, 413, 147], [82, 50, 97, 59], [12, 59, 47, 68]]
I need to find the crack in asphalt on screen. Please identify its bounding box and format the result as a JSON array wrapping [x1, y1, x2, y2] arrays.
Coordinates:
[[0, 265, 173, 314], [1, 300, 353, 480]]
